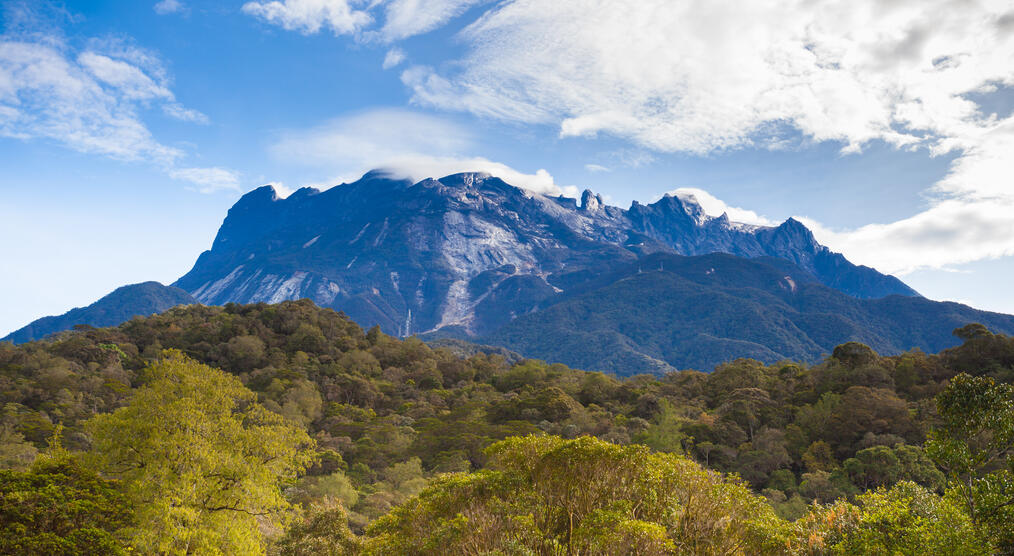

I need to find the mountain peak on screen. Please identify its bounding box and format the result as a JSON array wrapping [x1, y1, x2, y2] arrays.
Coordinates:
[[243, 184, 282, 203], [580, 189, 604, 211], [437, 171, 495, 189]]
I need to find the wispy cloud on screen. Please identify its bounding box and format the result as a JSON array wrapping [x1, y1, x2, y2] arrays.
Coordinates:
[[241, 0, 484, 42], [0, 39, 182, 163], [169, 167, 242, 193], [0, 8, 235, 193], [665, 188, 775, 227], [241, 0, 372, 36], [382, 47, 405, 69], [153, 0, 185, 16], [376, 0, 483, 42], [269, 107, 576, 196], [390, 0, 1014, 275]]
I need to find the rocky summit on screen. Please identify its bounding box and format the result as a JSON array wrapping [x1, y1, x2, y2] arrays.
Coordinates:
[[174, 170, 916, 341], [11, 170, 1013, 374]]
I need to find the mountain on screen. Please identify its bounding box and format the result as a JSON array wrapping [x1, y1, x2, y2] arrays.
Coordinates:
[[482, 252, 1014, 373], [2, 282, 197, 344], [13, 170, 993, 373], [174, 170, 916, 343]]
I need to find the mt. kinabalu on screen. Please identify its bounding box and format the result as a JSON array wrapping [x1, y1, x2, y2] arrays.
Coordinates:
[[174, 170, 915, 339], [11, 170, 1014, 372]]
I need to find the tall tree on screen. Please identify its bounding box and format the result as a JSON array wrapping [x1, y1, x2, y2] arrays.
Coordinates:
[[85, 351, 315, 555], [926, 373, 1014, 552]]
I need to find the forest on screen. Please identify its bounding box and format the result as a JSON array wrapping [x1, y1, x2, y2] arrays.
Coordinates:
[[3, 299, 1014, 554]]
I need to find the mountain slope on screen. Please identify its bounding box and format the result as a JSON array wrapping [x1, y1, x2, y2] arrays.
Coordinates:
[[483, 252, 1014, 374], [174, 171, 917, 342], [2, 282, 197, 344]]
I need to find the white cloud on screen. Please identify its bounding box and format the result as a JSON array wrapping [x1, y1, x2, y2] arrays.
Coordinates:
[[0, 39, 181, 163], [265, 181, 296, 198], [153, 0, 184, 15], [378, 0, 483, 42], [391, 0, 1014, 276], [269, 107, 575, 196], [404, 0, 1014, 154], [666, 188, 775, 227], [584, 163, 610, 173], [242, 0, 484, 41], [241, 0, 372, 36], [0, 16, 228, 193], [798, 119, 1014, 275], [382, 47, 405, 69], [169, 167, 242, 193]]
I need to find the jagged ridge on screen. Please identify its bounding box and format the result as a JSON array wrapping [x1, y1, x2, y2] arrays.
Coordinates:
[[174, 170, 917, 341]]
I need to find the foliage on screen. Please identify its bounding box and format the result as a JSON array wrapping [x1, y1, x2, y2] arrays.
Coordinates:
[[5, 302, 1014, 551], [272, 499, 362, 556], [926, 372, 1014, 552], [84, 350, 316, 555], [364, 434, 782, 555], [0, 453, 132, 555], [788, 481, 989, 555]]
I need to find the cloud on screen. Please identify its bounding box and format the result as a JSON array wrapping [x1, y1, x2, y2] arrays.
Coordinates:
[[390, 0, 1014, 275], [799, 119, 1014, 275], [153, 0, 184, 15], [269, 107, 575, 196], [0, 39, 180, 162], [404, 0, 1014, 154], [0, 10, 230, 193], [264, 181, 296, 198], [382, 47, 405, 69], [584, 163, 610, 173], [242, 0, 484, 41], [241, 0, 372, 36], [666, 188, 775, 227], [169, 167, 242, 193], [378, 0, 484, 42]]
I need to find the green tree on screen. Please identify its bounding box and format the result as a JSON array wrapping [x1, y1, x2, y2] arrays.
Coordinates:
[[926, 372, 1014, 551], [828, 481, 989, 555], [85, 351, 315, 555], [364, 435, 783, 555], [272, 499, 361, 556], [0, 453, 132, 555]]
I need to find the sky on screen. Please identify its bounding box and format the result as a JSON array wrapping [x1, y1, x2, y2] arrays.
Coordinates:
[[1, 0, 1013, 336]]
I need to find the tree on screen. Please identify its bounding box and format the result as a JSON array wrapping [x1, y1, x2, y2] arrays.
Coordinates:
[[272, 499, 361, 556], [363, 435, 784, 555], [0, 453, 132, 555], [85, 351, 316, 555], [826, 481, 989, 555], [926, 372, 1014, 551]]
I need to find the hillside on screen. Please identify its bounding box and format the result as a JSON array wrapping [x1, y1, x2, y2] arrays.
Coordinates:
[[483, 252, 1014, 373], [3, 300, 1014, 552], [2, 282, 197, 344]]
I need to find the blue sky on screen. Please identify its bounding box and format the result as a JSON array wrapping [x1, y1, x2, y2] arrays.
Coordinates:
[[2, 0, 1014, 336]]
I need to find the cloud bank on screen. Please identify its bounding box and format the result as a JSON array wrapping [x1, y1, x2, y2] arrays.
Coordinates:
[[269, 107, 576, 197], [243, 0, 1014, 274], [395, 0, 1014, 275]]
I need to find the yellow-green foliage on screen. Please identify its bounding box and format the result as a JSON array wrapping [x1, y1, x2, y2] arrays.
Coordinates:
[[784, 481, 989, 555], [363, 434, 783, 555], [84, 351, 316, 555]]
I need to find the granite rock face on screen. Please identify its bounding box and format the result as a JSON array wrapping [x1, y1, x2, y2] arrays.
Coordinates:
[[173, 171, 918, 339]]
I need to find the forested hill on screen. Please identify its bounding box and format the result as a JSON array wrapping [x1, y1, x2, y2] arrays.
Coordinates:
[[5, 300, 1014, 552], [1, 281, 197, 344], [481, 252, 1014, 374]]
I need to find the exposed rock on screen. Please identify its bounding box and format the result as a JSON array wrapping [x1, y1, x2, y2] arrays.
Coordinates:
[[173, 170, 919, 339]]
